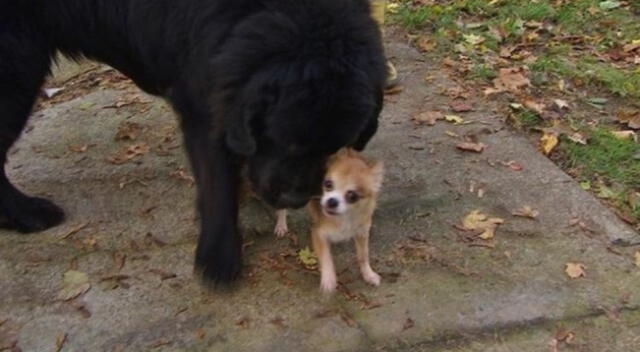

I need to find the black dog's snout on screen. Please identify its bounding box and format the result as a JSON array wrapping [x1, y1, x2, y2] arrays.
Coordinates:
[[327, 197, 339, 209]]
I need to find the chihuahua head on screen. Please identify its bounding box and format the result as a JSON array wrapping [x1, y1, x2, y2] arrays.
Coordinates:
[[320, 148, 384, 217]]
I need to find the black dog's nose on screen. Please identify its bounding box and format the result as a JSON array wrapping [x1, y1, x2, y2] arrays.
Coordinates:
[[327, 197, 339, 209]]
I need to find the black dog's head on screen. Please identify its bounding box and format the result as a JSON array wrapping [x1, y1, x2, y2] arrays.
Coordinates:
[[214, 0, 386, 208]]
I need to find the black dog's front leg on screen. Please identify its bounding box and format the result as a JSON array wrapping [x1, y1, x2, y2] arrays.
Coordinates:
[[182, 122, 243, 284]]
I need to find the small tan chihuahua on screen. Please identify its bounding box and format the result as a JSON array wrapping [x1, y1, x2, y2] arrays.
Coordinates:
[[275, 148, 383, 293]]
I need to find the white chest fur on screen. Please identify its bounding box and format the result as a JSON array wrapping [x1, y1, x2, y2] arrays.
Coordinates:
[[323, 215, 366, 243]]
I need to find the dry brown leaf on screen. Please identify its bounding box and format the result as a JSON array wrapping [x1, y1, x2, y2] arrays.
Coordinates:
[[416, 36, 436, 52], [450, 100, 474, 112], [565, 263, 586, 279], [107, 143, 150, 164], [58, 270, 91, 301], [484, 67, 531, 95], [540, 132, 559, 155], [617, 108, 640, 129], [413, 111, 444, 126], [149, 269, 177, 280], [55, 333, 67, 352], [384, 85, 403, 95], [523, 98, 545, 115], [456, 142, 486, 153], [512, 206, 539, 219], [462, 210, 504, 240], [115, 122, 144, 141]]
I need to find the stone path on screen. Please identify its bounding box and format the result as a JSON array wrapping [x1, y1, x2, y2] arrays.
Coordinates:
[[1, 38, 639, 352]]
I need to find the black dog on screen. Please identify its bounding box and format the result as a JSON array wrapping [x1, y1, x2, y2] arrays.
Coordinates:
[[0, 0, 386, 283]]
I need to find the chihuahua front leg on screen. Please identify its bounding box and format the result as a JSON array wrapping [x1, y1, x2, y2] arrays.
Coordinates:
[[312, 228, 337, 293], [274, 209, 288, 238], [355, 230, 381, 286]]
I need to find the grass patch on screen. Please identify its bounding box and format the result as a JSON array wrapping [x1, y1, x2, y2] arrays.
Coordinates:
[[471, 64, 497, 82], [564, 129, 640, 189], [513, 110, 543, 128]]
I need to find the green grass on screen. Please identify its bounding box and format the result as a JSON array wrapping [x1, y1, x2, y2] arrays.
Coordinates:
[[514, 110, 543, 128], [564, 129, 640, 189], [392, 0, 640, 98], [471, 64, 497, 82]]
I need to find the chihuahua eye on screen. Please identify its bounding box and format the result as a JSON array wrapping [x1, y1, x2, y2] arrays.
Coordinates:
[[323, 179, 334, 191], [345, 191, 360, 204]]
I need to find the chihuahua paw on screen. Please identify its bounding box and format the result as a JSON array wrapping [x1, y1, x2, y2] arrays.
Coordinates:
[[273, 223, 289, 238], [362, 270, 381, 286], [319, 273, 337, 293]]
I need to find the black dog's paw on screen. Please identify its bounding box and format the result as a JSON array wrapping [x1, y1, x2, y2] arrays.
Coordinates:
[[195, 241, 242, 285], [0, 195, 65, 233]]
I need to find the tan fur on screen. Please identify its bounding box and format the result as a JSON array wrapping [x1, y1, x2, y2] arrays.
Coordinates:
[[273, 148, 383, 293], [308, 148, 383, 293]]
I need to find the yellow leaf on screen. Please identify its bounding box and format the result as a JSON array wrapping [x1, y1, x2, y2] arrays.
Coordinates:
[[611, 130, 638, 142], [463, 34, 485, 46], [445, 115, 464, 124], [635, 251, 640, 268], [298, 247, 317, 267], [565, 263, 586, 279], [58, 270, 91, 301], [512, 205, 539, 219], [540, 132, 559, 155], [462, 210, 504, 240]]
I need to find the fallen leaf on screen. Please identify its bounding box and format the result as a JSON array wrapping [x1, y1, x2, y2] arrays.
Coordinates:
[[484, 67, 531, 95], [512, 206, 539, 219], [463, 33, 485, 46], [148, 269, 177, 280], [58, 270, 91, 301], [565, 263, 586, 279], [456, 142, 486, 153], [566, 132, 588, 145], [554, 99, 570, 110], [461, 210, 504, 240], [413, 111, 444, 125], [115, 122, 144, 141], [505, 160, 524, 171], [416, 36, 436, 52], [236, 317, 251, 329], [107, 143, 150, 164], [384, 85, 403, 95], [298, 247, 317, 267], [580, 181, 591, 190], [523, 98, 545, 115], [635, 251, 640, 268], [588, 97, 608, 105], [597, 184, 616, 199], [611, 130, 638, 141], [148, 339, 171, 348], [55, 333, 67, 352], [599, 1, 621, 10], [617, 108, 640, 129], [540, 132, 559, 155], [402, 317, 415, 331], [445, 115, 465, 124], [450, 101, 473, 112]]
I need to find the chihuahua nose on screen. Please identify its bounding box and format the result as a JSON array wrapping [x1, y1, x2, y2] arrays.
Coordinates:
[[327, 197, 339, 209]]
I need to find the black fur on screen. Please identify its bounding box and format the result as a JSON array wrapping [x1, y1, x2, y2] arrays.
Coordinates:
[[0, 0, 386, 283]]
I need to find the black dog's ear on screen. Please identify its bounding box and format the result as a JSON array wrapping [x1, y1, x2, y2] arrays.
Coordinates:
[[353, 88, 383, 151], [226, 105, 257, 156]]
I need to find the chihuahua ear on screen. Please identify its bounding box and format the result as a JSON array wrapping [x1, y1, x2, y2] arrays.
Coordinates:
[[368, 160, 384, 193]]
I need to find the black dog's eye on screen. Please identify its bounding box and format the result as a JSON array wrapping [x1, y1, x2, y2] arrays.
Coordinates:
[[323, 179, 334, 191], [345, 191, 360, 204]]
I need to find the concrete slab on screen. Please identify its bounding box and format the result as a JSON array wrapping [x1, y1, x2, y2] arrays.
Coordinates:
[[1, 40, 639, 351]]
